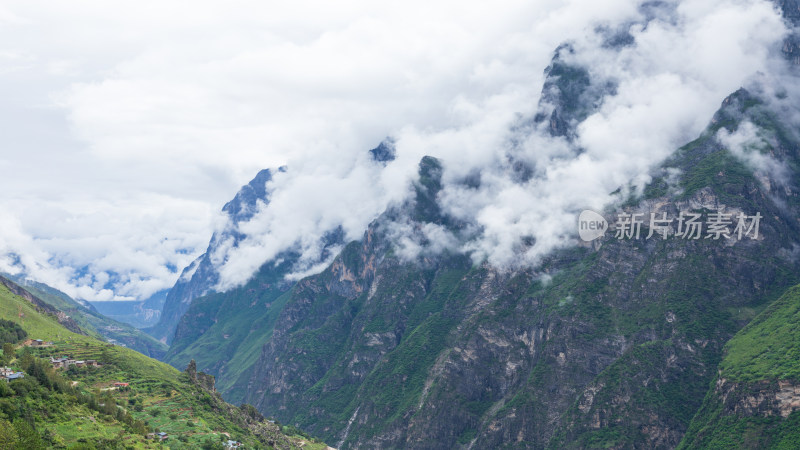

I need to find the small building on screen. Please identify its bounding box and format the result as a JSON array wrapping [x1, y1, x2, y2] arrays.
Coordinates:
[[113, 382, 129, 388], [50, 357, 70, 369], [0, 367, 13, 377], [5, 372, 24, 381], [85, 360, 100, 367], [225, 440, 242, 448], [157, 432, 168, 441]]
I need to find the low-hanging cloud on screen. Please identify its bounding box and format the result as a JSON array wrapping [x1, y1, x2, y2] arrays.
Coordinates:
[[717, 121, 791, 188], [431, 0, 788, 268]]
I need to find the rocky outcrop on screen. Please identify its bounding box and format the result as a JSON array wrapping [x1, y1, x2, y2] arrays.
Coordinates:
[[186, 359, 217, 393], [716, 378, 800, 418]]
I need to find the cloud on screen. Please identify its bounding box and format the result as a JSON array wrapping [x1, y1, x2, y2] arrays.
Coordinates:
[[0, 194, 212, 300], [404, 0, 788, 268], [0, 0, 790, 298], [717, 121, 790, 188]]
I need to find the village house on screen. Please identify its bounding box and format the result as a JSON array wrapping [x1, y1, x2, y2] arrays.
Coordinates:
[[49, 357, 70, 369], [50, 357, 102, 370], [113, 382, 129, 388], [0, 367, 13, 377], [25, 339, 54, 347], [225, 440, 242, 448], [2, 371, 24, 381]]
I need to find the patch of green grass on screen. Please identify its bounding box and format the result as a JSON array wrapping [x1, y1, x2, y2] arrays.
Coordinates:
[[718, 284, 800, 382]]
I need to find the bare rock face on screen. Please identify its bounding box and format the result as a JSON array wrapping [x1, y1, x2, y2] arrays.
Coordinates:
[[716, 379, 800, 418]]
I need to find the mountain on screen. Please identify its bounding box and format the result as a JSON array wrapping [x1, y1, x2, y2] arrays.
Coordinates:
[[161, 140, 396, 399], [1, 275, 168, 359], [146, 168, 280, 344], [678, 283, 800, 448], [0, 272, 327, 448], [151, 1, 800, 448], [90, 289, 167, 329], [147, 166, 350, 345], [233, 89, 800, 447]]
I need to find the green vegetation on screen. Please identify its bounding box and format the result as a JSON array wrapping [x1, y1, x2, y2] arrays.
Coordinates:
[[5, 277, 168, 359], [679, 148, 756, 202], [718, 284, 800, 382], [164, 258, 297, 404], [0, 281, 326, 449], [679, 284, 800, 449], [0, 318, 27, 346]]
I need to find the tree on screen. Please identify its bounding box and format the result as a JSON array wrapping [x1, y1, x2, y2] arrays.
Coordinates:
[[1, 343, 14, 365], [200, 436, 224, 450], [13, 419, 44, 449], [0, 380, 13, 398], [0, 419, 18, 450]]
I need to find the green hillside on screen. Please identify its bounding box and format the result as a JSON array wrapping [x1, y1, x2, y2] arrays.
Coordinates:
[[1, 275, 168, 359], [163, 259, 295, 404], [718, 284, 800, 382], [679, 284, 800, 449], [0, 281, 327, 449]]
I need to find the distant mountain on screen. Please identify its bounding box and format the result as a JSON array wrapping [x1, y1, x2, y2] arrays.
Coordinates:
[[150, 139, 394, 345], [160, 141, 393, 398], [146, 168, 281, 343], [147, 167, 345, 345], [91, 289, 167, 329], [2, 274, 168, 359]]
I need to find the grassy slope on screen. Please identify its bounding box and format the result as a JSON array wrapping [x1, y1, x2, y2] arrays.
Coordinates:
[[718, 284, 800, 382], [164, 270, 293, 404], [678, 284, 800, 449], [0, 282, 326, 449], [3, 276, 168, 359]]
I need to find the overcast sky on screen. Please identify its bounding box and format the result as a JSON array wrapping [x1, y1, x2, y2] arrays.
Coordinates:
[[0, 0, 788, 300]]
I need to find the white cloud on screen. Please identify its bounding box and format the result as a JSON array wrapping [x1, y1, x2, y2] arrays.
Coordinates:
[[717, 121, 790, 187], [412, 0, 788, 268]]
